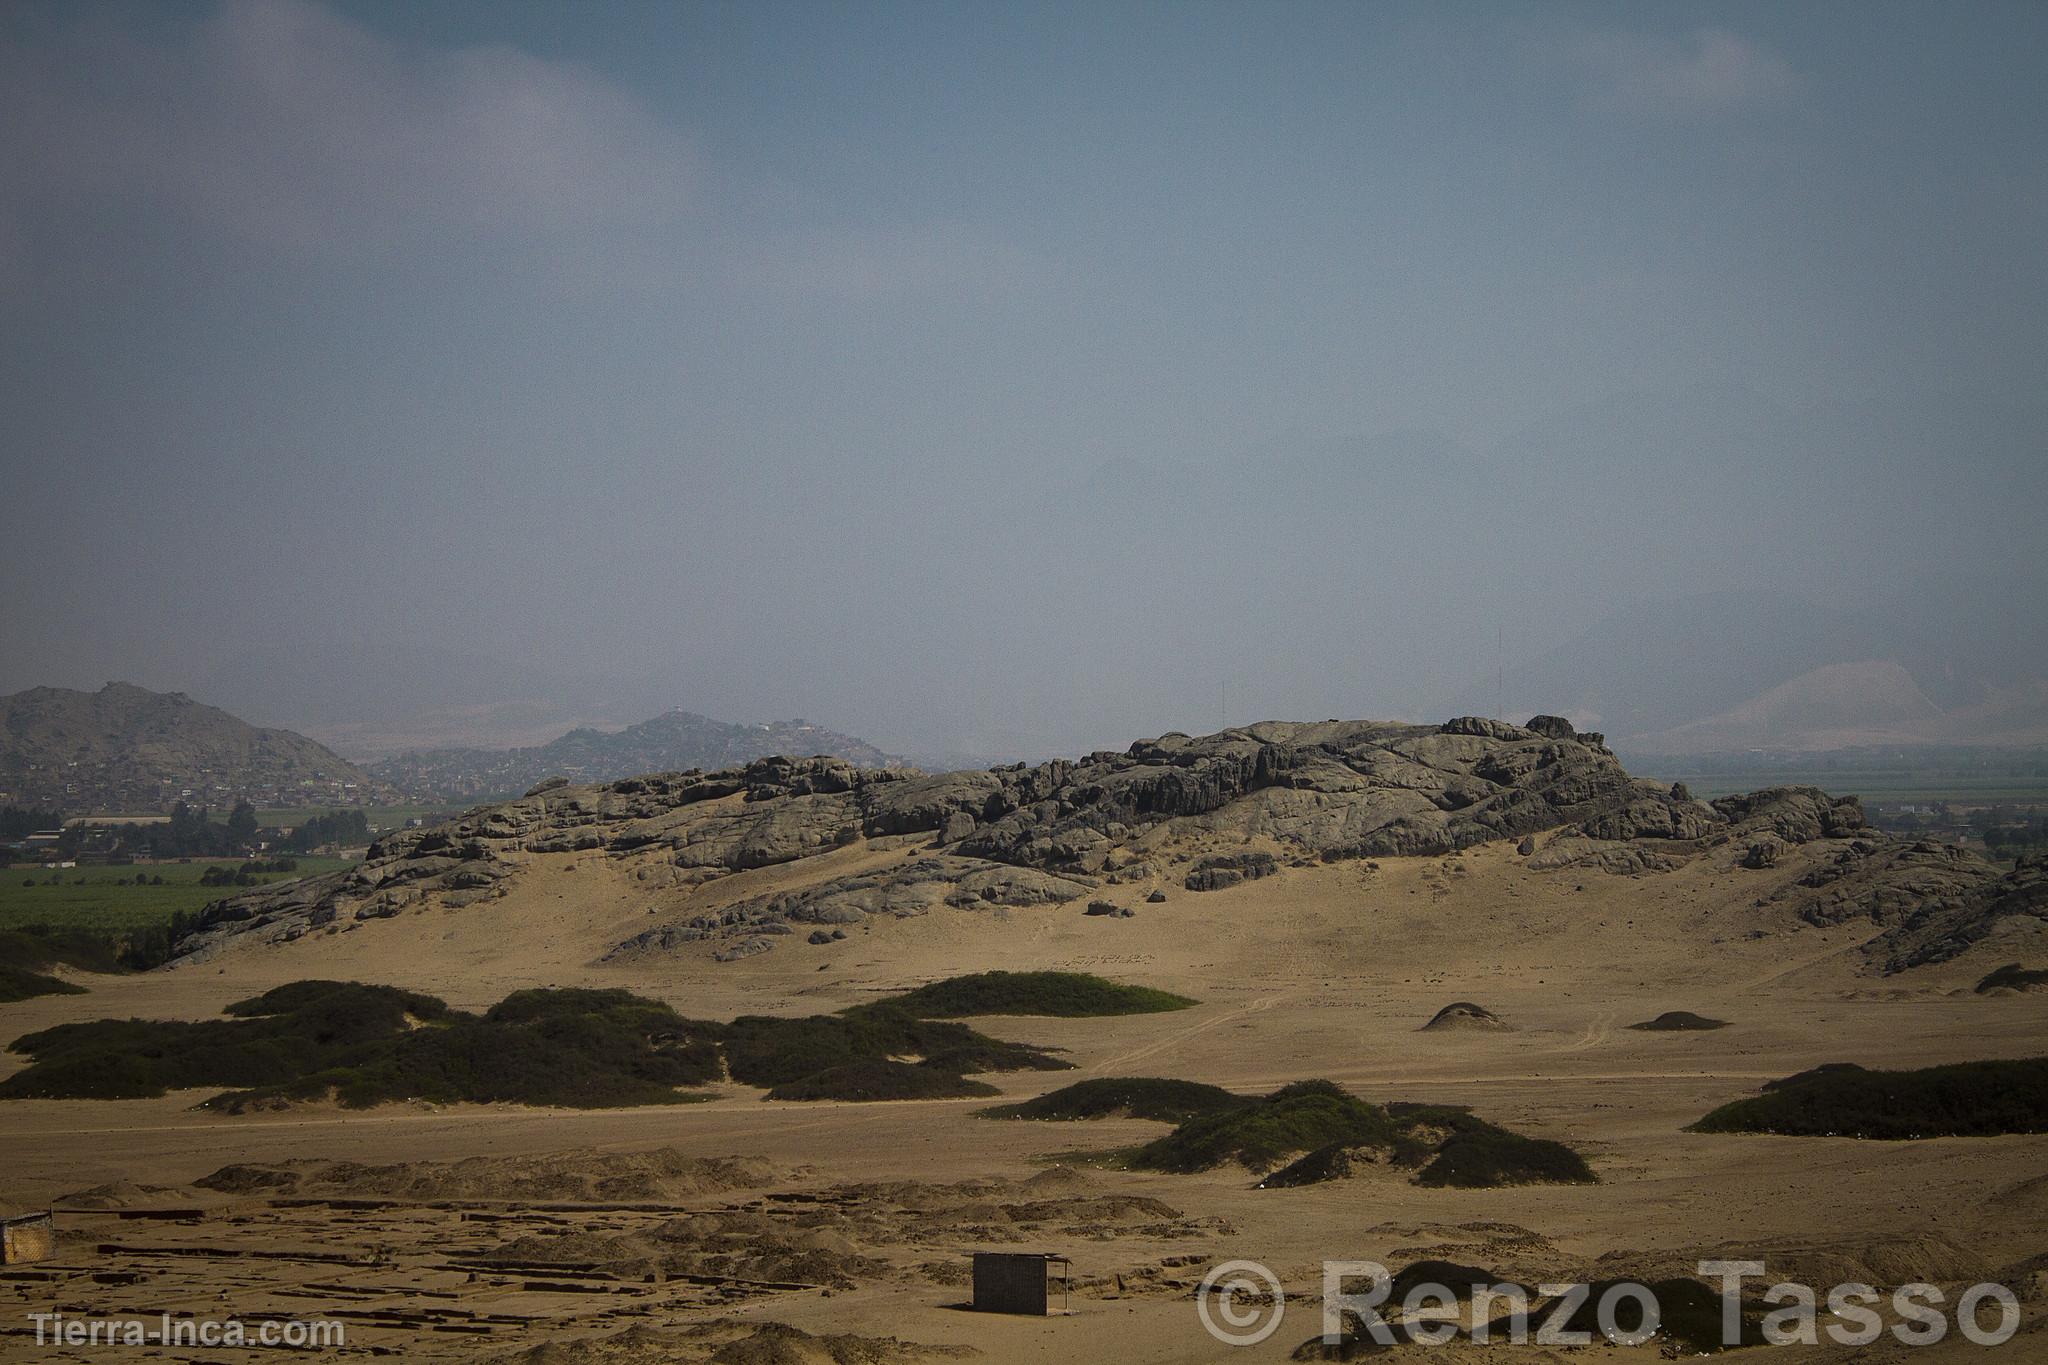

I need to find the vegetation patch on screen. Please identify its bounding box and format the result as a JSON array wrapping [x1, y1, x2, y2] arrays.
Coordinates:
[[0, 857, 356, 967], [1387, 1259, 1508, 1303], [0, 982, 722, 1108], [1761, 1062, 1865, 1092], [1413, 1120, 1596, 1188], [1691, 1057, 2048, 1139], [1976, 963, 2048, 993], [0, 965, 85, 1002], [3, 970, 1204, 1108], [1257, 1101, 1594, 1189], [980, 1076, 1246, 1122], [0, 926, 128, 1001], [1629, 1010, 1730, 1031], [720, 1006, 1067, 1089], [868, 971, 1195, 1019], [764, 1059, 999, 1102], [1132, 1081, 1396, 1174]]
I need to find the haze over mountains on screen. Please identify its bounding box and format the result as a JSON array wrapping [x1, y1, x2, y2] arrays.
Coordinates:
[[10, 639, 2040, 823], [0, 682, 902, 814], [367, 711, 900, 803], [0, 682, 386, 811], [12, 381, 2045, 764], [1465, 591, 2048, 757]]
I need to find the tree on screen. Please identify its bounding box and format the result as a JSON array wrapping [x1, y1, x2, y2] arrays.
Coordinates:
[[226, 799, 259, 846]]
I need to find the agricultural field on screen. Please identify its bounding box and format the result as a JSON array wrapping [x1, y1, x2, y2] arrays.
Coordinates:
[[223, 804, 459, 833], [0, 857, 356, 935]]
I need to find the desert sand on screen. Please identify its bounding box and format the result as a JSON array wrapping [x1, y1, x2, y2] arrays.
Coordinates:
[[4, 833, 2045, 1362]]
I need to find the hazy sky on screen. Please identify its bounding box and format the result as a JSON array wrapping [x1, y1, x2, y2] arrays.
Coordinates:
[[3, 1, 2043, 758]]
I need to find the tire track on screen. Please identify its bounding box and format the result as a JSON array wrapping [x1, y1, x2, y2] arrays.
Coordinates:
[[1088, 992, 1286, 1075]]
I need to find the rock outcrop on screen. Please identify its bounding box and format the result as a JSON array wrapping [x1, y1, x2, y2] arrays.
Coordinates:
[[166, 715, 2039, 975], [1864, 852, 2048, 973]]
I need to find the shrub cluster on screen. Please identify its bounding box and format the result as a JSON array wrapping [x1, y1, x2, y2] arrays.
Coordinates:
[[1122, 1082, 1596, 1187], [0, 970, 1190, 1109], [981, 1076, 1245, 1122], [1691, 1057, 2048, 1138], [870, 970, 1195, 1019], [1132, 1080, 1394, 1173], [0, 927, 128, 1002], [1976, 963, 2048, 993]]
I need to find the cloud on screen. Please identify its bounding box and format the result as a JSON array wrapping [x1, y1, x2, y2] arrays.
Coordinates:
[[0, 0, 694, 263], [1565, 27, 1799, 116]]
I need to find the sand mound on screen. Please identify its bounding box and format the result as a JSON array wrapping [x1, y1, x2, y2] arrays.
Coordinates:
[[1990, 1172, 2048, 1221], [1420, 1002, 1511, 1031], [1629, 1010, 1730, 1031], [194, 1162, 316, 1195], [1013, 1164, 1094, 1193], [57, 1179, 193, 1209]]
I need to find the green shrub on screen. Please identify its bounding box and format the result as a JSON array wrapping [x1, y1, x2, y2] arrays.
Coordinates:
[[1976, 963, 2048, 993], [1255, 1102, 1595, 1188], [0, 926, 127, 975], [1761, 1062, 1864, 1092], [721, 1006, 1066, 1089], [1691, 1057, 2048, 1138], [0, 970, 1189, 1110], [1415, 1125, 1595, 1187], [765, 1059, 1000, 1102], [982, 1076, 1247, 1122], [1, 982, 720, 1108], [1133, 1080, 1395, 1173], [869, 970, 1195, 1018], [0, 964, 87, 1002]]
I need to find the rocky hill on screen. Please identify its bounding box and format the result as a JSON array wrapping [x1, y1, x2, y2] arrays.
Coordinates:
[[0, 682, 387, 812], [365, 710, 899, 802], [172, 713, 2042, 973]]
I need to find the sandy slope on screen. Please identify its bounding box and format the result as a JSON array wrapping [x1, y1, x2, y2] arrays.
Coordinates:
[[2, 838, 2044, 1362]]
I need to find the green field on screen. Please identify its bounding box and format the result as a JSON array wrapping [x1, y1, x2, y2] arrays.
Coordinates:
[[209, 805, 459, 833], [0, 858, 356, 935]]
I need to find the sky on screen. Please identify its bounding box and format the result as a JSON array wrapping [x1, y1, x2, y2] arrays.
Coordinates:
[[2, 0, 2043, 760]]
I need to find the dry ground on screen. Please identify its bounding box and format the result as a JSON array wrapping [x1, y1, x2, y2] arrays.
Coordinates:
[[3, 839, 2044, 1362]]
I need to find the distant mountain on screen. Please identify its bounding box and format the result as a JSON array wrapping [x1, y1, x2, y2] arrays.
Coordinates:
[[1625, 662, 2048, 755], [196, 639, 658, 757], [1623, 661, 1943, 754], [0, 682, 387, 812], [367, 710, 902, 802], [1458, 580, 2048, 756]]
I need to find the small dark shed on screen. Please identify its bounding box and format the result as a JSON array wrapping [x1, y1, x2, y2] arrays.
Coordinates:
[[1, 1212, 54, 1265], [971, 1251, 1070, 1315]]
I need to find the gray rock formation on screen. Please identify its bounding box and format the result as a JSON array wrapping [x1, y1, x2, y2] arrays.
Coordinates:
[[166, 715, 2042, 975], [1858, 851, 2048, 972], [1184, 851, 1278, 891]]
